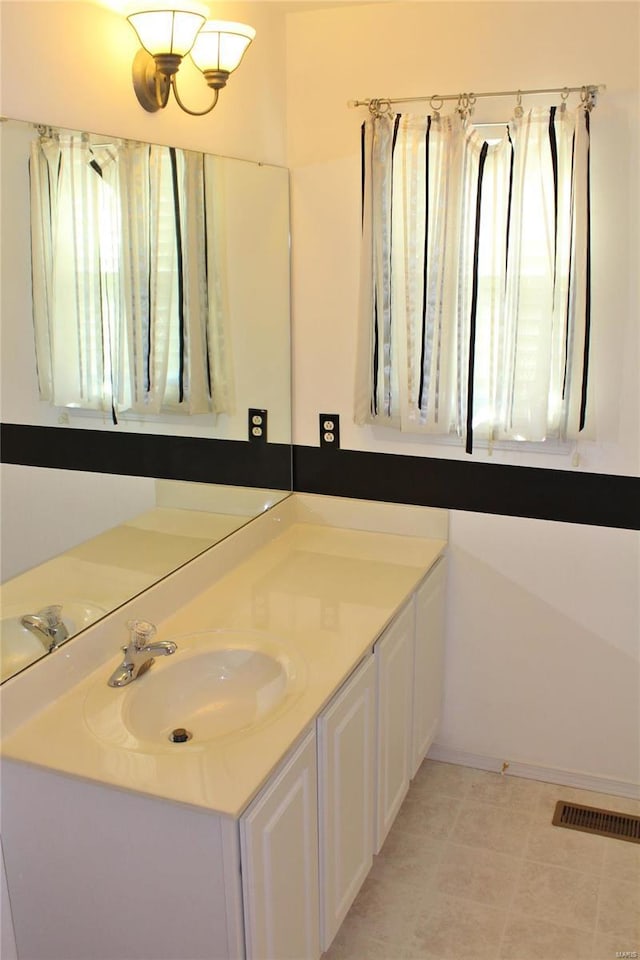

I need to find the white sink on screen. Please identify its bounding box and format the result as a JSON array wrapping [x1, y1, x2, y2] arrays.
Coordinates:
[[84, 630, 304, 749]]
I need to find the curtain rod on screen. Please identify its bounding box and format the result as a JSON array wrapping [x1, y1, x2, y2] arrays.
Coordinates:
[[348, 84, 605, 111]]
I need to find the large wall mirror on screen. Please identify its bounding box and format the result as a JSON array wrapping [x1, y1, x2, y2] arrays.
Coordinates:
[[0, 117, 293, 682]]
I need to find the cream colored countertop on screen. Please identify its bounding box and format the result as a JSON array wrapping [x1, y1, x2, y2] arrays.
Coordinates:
[[1, 511, 446, 817]]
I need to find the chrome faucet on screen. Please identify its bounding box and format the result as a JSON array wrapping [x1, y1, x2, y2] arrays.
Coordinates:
[[21, 604, 69, 652], [107, 619, 177, 688]]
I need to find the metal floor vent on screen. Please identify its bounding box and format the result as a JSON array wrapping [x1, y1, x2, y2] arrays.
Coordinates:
[[552, 800, 640, 844]]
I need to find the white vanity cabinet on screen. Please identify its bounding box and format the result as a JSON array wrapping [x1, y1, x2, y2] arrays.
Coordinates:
[[1, 539, 447, 960], [240, 728, 320, 960], [374, 599, 415, 852], [244, 551, 445, 958], [0, 760, 246, 960], [410, 556, 447, 778], [317, 652, 376, 950]]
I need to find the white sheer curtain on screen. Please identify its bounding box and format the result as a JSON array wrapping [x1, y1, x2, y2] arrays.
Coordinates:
[[30, 131, 233, 421], [29, 132, 122, 415], [355, 104, 592, 452]]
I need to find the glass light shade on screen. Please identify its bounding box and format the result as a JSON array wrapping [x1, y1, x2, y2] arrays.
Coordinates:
[[190, 21, 256, 74], [127, 9, 206, 57]]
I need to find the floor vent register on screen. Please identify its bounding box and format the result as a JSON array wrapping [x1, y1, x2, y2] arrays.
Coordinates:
[[552, 800, 640, 844]]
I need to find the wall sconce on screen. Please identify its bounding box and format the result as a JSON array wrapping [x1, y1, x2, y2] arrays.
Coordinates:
[[127, 8, 256, 116]]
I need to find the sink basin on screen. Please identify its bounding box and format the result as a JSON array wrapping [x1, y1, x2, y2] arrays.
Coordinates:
[[84, 630, 304, 749]]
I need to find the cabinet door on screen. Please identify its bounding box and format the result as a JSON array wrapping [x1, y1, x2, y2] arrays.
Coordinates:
[[410, 556, 446, 779], [318, 653, 376, 951], [375, 600, 414, 853], [240, 728, 320, 960]]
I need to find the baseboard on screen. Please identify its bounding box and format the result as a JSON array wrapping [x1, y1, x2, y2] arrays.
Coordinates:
[[426, 744, 640, 801]]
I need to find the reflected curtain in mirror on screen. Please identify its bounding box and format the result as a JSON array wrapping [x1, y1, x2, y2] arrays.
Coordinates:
[[29, 130, 233, 421]]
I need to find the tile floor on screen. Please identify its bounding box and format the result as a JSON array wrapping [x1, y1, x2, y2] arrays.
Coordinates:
[[323, 760, 640, 960]]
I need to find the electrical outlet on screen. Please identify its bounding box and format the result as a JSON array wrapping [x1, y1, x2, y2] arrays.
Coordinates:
[[248, 408, 268, 443], [319, 413, 340, 448]]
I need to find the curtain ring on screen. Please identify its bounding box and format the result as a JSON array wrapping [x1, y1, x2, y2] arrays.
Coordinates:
[[513, 90, 524, 119], [430, 94, 443, 117], [457, 92, 471, 121], [580, 85, 596, 111], [369, 98, 392, 119], [560, 87, 570, 113]]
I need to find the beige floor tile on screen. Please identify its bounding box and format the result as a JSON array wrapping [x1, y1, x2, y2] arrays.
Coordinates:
[[370, 825, 444, 889], [435, 841, 522, 908], [596, 876, 640, 938], [498, 913, 594, 959], [326, 767, 638, 960], [591, 929, 640, 959], [600, 836, 640, 884], [524, 821, 607, 875], [342, 872, 422, 948], [591, 794, 640, 817], [411, 759, 485, 799], [450, 799, 534, 856], [468, 772, 545, 810], [392, 792, 463, 839], [411, 893, 507, 960], [510, 861, 600, 931], [322, 926, 415, 960]]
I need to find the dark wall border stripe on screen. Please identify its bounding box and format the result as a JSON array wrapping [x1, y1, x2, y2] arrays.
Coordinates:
[[2, 424, 638, 530], [293, 445, 639, 530], [0, 423, 292, 491]]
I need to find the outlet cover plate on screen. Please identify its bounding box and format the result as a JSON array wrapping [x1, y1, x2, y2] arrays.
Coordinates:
[[319, 413, 340, 449], [249, 408, 268, 443]]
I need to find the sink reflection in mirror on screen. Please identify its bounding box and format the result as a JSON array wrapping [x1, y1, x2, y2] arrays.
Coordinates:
[[0, 477, 290, 683], [84, 630, 306, 750]]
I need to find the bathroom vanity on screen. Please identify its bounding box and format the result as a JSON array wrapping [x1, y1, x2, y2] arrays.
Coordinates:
[[1, 494, 447, 960]]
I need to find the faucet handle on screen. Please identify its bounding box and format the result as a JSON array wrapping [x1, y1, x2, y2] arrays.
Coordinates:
[[126, 619, 157, 650]]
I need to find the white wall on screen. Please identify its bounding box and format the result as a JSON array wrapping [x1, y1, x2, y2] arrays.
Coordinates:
[[444, 510, 639, 786], [0, 0, 288, 162], [286, 1, 640, 789]]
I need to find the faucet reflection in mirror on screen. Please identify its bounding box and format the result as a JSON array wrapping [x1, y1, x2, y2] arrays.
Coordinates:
[[30, 130, 233, 422], [127, 6, 255, 116], [20, 604, 69, 653]]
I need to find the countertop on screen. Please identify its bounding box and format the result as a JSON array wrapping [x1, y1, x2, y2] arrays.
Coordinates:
[[1, 506, 446, 817]]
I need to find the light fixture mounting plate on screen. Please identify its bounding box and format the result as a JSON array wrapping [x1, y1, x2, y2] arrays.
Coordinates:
[[132, 49, 170, 113]]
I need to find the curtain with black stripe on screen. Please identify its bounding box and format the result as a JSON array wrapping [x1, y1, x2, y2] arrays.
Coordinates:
[[30, 133, 234, 421], [355, 105, 592, 451]]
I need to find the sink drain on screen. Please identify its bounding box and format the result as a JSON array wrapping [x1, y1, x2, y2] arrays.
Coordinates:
[[169, 728, 193, 743]]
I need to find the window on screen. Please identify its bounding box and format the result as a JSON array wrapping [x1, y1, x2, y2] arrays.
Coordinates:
[[355, 105, 592, 453]]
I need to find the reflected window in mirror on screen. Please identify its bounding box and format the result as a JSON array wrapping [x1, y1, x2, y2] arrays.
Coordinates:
[[30, 128, 233, 423], [1, 117, 291, 446]]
